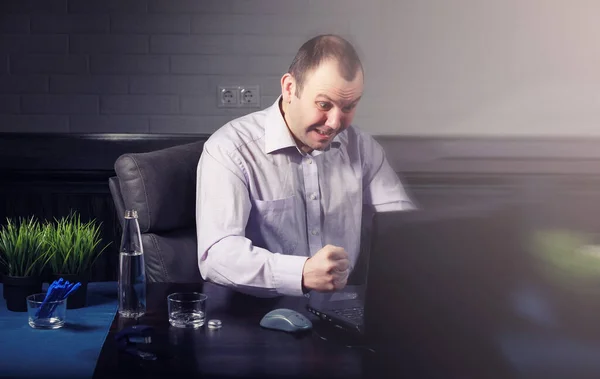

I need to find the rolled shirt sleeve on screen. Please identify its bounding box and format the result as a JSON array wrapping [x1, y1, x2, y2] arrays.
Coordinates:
[[361, 132, 416, 212]]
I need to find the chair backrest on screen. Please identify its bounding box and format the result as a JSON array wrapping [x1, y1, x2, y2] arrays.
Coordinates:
[[109, 139, 206, 283]]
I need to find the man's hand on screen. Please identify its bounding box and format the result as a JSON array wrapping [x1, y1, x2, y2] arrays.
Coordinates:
[[302, 244, 350, 292]]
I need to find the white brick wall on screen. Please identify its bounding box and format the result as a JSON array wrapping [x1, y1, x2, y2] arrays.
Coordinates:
[[0, 95, 20, 114], [0, 75, 47, 93], [0, 54, 8, 74], [100, 94, 178, 115], [0, 0, 67, 14], [11, 54, 87, 74], [0, 15, 30, 33], [90, 55, 168, 74], [110, 15, 190, 34], [1, 0, 597, 136], [0, 34, 67, 53], [22, 94, 98, 114], [0, 0, 383, 134], [50, 75, 128, 94], [68, 0, 147, 14], [31, 14, 110, 33]]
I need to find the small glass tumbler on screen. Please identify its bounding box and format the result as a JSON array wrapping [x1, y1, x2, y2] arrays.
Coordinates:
[[26, 293, 66, 329], [167, 292, 207, 328]]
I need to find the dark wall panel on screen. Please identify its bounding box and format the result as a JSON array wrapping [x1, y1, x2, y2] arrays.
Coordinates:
[[3, 133, 600, 281]]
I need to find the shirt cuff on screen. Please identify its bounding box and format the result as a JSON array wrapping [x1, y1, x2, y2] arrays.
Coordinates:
[[272, 254, 308, 296], [373, 200, 416, 212]]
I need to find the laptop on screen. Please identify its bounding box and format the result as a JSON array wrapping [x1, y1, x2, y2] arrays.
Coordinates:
[[305, 283, 366, 334], [308, 202, 600, 378], [307, 203, 520, 335], [307, 203, 532, 377]]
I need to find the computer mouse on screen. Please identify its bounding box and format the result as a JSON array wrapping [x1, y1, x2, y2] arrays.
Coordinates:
[[260, 308, 313, 333]]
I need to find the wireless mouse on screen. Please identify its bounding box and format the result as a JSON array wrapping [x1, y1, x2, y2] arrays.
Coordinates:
[[260, 308, 313, 333]]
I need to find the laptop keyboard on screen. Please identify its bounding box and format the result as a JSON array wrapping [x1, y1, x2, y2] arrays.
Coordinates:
[[332, 307, 364, 322]]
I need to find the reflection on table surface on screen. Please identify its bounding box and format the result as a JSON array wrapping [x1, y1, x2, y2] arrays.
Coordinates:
[[94, 282, 374, 379]]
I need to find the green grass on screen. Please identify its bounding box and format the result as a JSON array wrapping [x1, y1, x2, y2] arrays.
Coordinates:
[[0, 216, 50, 277], [45, 212, 111, 276]]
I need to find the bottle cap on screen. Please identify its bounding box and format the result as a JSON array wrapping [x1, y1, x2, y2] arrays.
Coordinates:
[[125, 210, 138, 219], [207, 319, 222, 329]]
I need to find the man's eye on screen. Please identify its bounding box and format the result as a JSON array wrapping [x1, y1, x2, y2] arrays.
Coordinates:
[[317, 102, 332, 110], [342, 104, 357, 113]]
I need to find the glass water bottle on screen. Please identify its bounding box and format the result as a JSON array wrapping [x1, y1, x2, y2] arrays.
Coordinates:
[[118, 209, 146, 318]]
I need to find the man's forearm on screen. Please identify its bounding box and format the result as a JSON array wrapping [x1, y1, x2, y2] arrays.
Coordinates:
[[199, 235, 308, 298]]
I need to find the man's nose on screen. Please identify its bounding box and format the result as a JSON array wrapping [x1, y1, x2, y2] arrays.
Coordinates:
[[325, 110, 342, 131]]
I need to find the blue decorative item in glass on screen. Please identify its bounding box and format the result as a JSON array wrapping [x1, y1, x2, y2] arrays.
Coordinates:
[[36, 278, 81, 318]]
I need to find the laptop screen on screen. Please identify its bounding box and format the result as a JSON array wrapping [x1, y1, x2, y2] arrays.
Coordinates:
[[362, 202, 600, 378]]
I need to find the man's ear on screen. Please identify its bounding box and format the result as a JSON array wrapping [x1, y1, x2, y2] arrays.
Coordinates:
[[280, 73, 294, 103]]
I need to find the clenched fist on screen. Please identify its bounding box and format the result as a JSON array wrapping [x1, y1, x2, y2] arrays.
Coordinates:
[[302, 244, 350, 292]]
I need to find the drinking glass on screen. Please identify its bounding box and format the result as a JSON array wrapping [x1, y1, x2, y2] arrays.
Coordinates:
[[167, 292, 207, 328], [27, 293, 66, 329]]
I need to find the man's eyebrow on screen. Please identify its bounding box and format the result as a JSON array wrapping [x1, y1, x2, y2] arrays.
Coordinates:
[[347, 96, 362, 106], [315, 94, 334, 102], [315, 94, 362, 106]]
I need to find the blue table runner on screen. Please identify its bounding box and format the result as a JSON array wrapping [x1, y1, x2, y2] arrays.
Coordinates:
[[0, 282, 118, 379]]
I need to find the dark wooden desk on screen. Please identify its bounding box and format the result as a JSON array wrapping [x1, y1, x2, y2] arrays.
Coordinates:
[[93, 282, 387, 379]]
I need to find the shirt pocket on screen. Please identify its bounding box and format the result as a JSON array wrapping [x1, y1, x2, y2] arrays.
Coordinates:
[[252, 196, 298, 255]]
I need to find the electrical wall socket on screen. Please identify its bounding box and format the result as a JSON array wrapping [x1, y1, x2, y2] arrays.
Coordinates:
[[217, 85, 260, 108], [239, 85, 260, 107], [217, 86, 239, 108]]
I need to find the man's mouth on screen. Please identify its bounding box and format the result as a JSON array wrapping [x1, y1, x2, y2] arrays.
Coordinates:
[[315, 129, 333, 137]]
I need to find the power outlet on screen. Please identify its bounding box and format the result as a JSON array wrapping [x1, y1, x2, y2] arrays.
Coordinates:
[[217, 86, 239, 108], [239, 85, 260, 107]]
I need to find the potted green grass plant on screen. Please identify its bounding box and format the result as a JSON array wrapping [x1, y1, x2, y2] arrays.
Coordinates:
[[0, 216, 50, 312], [45, 211, 111, 309]]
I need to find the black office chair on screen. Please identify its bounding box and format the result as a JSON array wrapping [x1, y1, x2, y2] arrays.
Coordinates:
[[108, 140, 206, 283], [108, 136, 376, 285]]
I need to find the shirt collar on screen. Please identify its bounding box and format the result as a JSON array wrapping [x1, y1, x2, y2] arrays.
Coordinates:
[[264, 97, 297, 154], [264, 96, 343, 155]]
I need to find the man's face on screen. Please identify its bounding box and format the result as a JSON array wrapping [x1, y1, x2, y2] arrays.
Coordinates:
[[281, 59, 363, 154]]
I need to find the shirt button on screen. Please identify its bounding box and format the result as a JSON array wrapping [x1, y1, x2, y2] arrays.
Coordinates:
[[307, 158, 313, 164], [311, 229, 319, 236], [309, 193, 317, 200]]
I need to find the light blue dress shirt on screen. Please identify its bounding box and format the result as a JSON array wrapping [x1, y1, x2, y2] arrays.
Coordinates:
[[196, 97, 414, 297]]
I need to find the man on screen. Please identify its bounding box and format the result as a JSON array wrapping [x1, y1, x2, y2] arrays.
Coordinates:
[[196, 34, 413, 298]]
